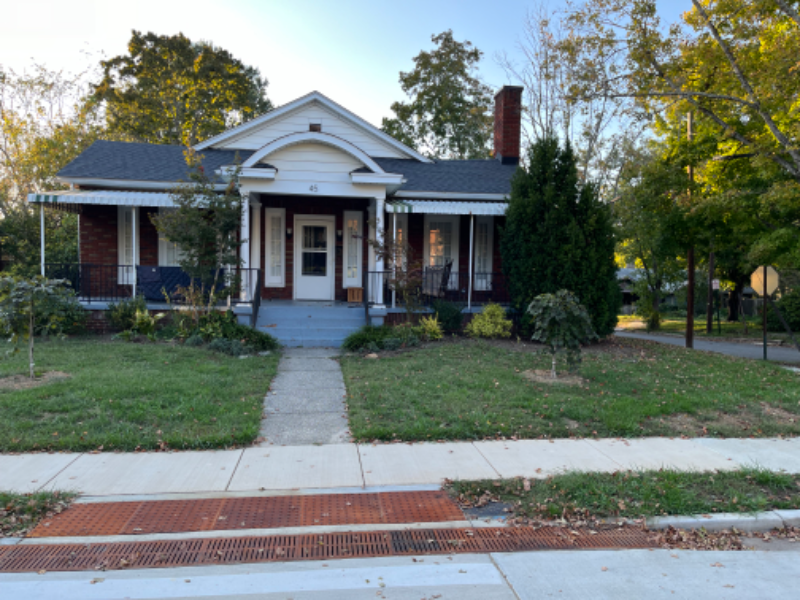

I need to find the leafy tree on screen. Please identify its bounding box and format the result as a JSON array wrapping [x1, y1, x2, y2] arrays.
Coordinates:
[[614, 145, 691, 330], [93, 31, 271, 145], [382, 30, 493, 159], [528, 289, 598, 377], [560, 0, 800, 266], [500, 135, 620, 337], [0, 276, 72, 379], [0, 64, 104, 273], [150, 149, 244, 312]]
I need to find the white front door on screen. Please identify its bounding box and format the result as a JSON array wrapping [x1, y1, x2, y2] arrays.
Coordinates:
[[294, 217, 335, 300]]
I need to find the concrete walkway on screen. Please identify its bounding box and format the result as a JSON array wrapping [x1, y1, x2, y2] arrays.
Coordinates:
[[616, 331, 800, 363], [5, 549, 799, 600], [260, 348, 350, 446], [3, 437, 799, 497]]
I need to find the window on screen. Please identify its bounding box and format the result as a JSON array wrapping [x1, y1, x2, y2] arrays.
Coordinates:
[[157, 208, 186, 267], [264, 208, 285, 287], [424, 215, 459, 290], [473, 216, 493, 291], [343, 210, 363, 288], [117, 206, 139, 284], [390, 213, 408, 269]]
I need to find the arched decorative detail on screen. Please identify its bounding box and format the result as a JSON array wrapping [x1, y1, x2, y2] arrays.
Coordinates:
[[242, 131, 386, 173]]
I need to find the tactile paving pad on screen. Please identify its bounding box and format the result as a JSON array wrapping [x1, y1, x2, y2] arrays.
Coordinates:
[[28, 491, 465, 538]]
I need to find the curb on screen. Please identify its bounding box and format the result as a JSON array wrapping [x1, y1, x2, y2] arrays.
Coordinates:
[[645, 509, 800, 533]]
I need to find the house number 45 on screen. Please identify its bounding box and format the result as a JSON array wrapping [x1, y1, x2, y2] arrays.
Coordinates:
[[309, 184, 319, 192]]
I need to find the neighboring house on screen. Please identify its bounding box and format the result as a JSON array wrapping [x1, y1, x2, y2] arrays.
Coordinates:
[[29, 87, 523, 345]]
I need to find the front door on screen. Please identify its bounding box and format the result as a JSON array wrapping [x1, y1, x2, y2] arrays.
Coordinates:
[[294, 217, 334, 300]]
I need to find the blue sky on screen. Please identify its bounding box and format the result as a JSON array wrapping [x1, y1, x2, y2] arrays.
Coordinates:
[[1, 0, 690, 128]]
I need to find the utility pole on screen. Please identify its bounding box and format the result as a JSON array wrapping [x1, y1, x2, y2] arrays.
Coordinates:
[[686, 112, 695, 349], [706, 249, 715, 334]]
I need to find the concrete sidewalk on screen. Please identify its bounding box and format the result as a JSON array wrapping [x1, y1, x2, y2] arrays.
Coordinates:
[[616, 331, 800, 363], [2, 437, 799, 497]]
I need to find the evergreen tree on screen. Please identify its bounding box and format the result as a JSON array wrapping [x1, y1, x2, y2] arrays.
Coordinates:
[[501, 135, 620, 337]]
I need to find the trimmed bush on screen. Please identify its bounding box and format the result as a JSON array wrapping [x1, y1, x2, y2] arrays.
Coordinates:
[[465, 303, 513, 339], [35, 292, 87, 335], [419, 314, 444, 341], [208, 337, 246, 356], [432, 299, 464, 333], [106, 296, 148, 331], [342, 324, 421, 352]]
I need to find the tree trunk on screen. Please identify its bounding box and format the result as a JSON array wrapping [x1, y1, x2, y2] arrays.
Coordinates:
[[551, 353, 557, 379], [28, 311, 35, 380], [727, 280, 744, 322], [686, 247, 695, 349], [706, 251, 715, 333]]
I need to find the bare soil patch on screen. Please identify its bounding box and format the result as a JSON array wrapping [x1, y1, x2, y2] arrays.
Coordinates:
[[0, 371, 70, 391], [521, 369, 585, 386]]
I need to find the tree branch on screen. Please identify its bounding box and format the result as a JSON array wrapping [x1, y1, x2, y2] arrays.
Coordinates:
[[774, 0, 800, 27]]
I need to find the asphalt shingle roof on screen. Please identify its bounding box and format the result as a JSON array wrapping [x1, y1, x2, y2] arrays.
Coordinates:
[[58, 141, 518, 195], [58, 141, 254, 184], [374, 158, 518, 195]]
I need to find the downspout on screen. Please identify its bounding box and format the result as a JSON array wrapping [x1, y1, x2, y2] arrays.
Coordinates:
[[132, 208, 137, 298], [392, 210, 397, 309], [40, 204, 45, 276]]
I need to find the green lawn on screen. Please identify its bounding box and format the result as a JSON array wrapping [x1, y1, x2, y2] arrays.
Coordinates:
[[619, 316, 791, 342], [0, 338, 279, 452], [341, 337, 800, 441], [448, 469, 800, 521]]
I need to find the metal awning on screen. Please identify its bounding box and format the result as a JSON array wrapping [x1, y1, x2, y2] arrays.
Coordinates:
[[28, 190, 178, 207], [387, 199, 507, 216]]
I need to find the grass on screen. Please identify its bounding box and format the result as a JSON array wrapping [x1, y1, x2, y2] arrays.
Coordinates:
[[0, 337, 279, 452], [448, 469, 800, 521], [619, 316, 791, 341], [1, 491, 76, 537], [341, 337, 800, 441]]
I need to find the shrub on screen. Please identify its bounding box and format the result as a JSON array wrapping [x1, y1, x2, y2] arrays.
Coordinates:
[[342, 323, 421, 351], [432, 299, 464, 332], [208, 337, 245, 356], [184, 334, 204, 347], [35, 291, 87, 335], [342, 325, 393, 351], [465, 303, 512, 339], [766, 289, 800, 333], [106, 296, 148, 331], [176, 309, 279, 351], [528, 289, 598, 376], [419, 314, 443, 341]]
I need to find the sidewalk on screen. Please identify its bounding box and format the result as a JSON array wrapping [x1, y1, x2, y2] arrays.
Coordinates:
[[3, 437, 799, 497], [616, 331, 800, 363]]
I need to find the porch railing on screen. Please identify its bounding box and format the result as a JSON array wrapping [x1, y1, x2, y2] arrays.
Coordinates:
[[364, 270, 511, 308], [45, 264, 263, 322]]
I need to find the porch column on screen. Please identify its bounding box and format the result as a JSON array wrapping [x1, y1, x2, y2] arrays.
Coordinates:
[[468, 213, 474, 310], [40, 204, 45, 276], [131, 206, 137, 298], [392, 210, 397, 309], [240, 192, 251, 301], [250, 200, 262, 292], [374, 196, 385, 308]]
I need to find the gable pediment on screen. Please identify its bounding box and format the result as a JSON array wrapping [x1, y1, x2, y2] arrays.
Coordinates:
[[195, 91, 430, 163]]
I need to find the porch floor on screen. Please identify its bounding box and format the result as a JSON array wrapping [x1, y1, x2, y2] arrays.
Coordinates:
[[254, 300, 366, 348]]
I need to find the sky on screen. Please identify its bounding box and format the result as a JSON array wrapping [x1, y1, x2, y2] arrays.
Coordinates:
[[0, 0, 690, 128]]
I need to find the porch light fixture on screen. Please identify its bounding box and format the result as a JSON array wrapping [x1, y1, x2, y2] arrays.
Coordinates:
[[286, 227, 293, 236], [337, 229, 343, 237]]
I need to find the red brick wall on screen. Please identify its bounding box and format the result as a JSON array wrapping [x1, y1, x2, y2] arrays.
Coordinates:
[[493, 86, 523, 164]]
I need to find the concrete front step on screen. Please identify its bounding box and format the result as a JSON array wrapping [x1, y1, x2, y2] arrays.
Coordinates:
[[257, 317, 365, 328], [254, 303, 366, 347], [279, 338, 347, 348]]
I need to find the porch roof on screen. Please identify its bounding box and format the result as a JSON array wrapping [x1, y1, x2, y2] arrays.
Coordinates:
[[28, 190, 177, 207], [386, 199, 507, 216]]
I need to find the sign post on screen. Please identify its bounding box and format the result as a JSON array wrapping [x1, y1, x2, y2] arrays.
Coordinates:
[[750, 266, 779, 361]]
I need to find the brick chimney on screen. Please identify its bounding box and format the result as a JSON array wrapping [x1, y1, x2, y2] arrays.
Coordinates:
[[493, 86, 523, 165]]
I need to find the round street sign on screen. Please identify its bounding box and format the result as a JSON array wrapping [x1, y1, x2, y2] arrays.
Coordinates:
[[751, 266, 779, 296]]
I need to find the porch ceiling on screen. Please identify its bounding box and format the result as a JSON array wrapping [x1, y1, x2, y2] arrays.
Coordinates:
[[387, 199, 507, 216]]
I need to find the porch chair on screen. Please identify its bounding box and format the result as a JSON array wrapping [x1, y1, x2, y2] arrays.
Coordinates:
[[423, 260, 454, 300]]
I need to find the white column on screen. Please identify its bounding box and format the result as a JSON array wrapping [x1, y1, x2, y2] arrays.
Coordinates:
[[374, 196, 385, 308], [131, 207, 137, 298], [251, 201, 261, 297], [367, 201, 376, 303], [468, 214, 474, 311], [40, 204, 45, 276], [391, 210, 397, 309], [240, 193, 251, 300]]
